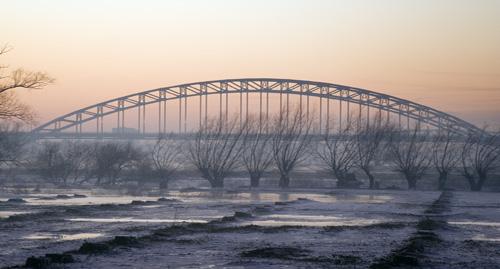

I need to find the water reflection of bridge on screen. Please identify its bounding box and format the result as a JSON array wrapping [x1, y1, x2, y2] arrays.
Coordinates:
[[31, 78, 481, 139]]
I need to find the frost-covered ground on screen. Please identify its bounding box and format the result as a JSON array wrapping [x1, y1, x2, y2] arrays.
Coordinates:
[[0, 183, 499, 268]]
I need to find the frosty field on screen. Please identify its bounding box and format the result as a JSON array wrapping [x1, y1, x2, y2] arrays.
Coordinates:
[[1, 183, 499, 268]]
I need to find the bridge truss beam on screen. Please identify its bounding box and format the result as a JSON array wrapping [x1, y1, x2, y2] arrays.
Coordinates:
[[31, 78, 481, 137]]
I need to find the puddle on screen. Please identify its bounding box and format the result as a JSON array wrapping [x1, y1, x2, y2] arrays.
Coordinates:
[[330, 194, 392, 203], [22, 233, 104, 241], [141, 205, 162, 208], [449, 221, 500, 227], [25, 196, 160, 206], [61, 233, 105, 240], [22, 234, 55, 240], [69, 218, 209, 223], [242, 214, 382, 227], [263, 214, 344, 221], [0, 211, 32, 218], [2, 189, 392, 208], [449, 222, 500, 242], [243, 219, 381, 227], [176, 191, 391, 203], [472, 235, 500, 242]]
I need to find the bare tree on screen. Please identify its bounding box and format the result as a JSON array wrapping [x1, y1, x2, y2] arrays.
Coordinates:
[[387, 123, 432, 189], [30, 142, 69, 185], [0, 44, 55, 123], [144, 133, 184, 189], [241, 115, 273, 187], [58, 140, 91, 185], [0, 121, 27, 166], [271, 105, 315, 188], [185, 115, 247, 188], [30, 141, 93, 186], [432, 125, 461, 190], [0, 92, 38, 124], [316, 117, 359, 188], [0, 44, 54, 183], [353, 113, 390, 189], [31, 141, 141, 186], [459, 128, 500, 191], [88, 141, 141, 186], [0, 122, 27, 185]]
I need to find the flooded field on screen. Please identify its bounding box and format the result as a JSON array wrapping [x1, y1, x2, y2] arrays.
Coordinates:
[[1, 186, 499, 268]]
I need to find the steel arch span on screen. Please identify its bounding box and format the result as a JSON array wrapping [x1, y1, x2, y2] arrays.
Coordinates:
[[31, 78, 481, 136]]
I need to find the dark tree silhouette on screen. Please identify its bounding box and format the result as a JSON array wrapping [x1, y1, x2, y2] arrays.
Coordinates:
[[459, 128, 500, 191], [271, 105, 315, 188], [316, 117, 358, 188], [432, 125, 461, 190], [0, 44, 55, 123], [30, 142, 56, 183], [353, 113, 390, 189], [241, 115, 273, 187], [31, 142, 69, 185], [66, 141, 92, 185], [30, 141, 90, 186], [144, 133, 183, 189], [387, 124, 432, 189], [88, 141, 140, 186], [0, 122, 26, 167], [185, 115, 247, 188]]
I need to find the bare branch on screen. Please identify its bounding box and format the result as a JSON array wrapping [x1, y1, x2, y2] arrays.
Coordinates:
[[459, 128, 500, 191], [241, 114, 274, 187], [0, 91, 38, 124], [0, 44, 55, 123], [353, 111, 392, 189], [0, 44, 13, 55], [271, 104, 316, 188], [387, 123, 432, 189], [145, 133, 184, 189], [316, 113, 359, 188], [0, 121, 27, 166], [185, 114, 247, 188], [0, 68, 56, 93], [431, 124, 461, 190]]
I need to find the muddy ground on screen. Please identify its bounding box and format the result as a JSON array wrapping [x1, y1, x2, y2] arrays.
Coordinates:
[[1, 183, 499, 268]]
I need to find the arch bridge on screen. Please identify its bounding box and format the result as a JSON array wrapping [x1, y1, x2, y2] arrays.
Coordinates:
[[31, 78, 481, 139]]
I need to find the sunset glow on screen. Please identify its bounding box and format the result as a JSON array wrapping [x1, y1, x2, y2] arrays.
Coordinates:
[[1, 0, 499, 128]]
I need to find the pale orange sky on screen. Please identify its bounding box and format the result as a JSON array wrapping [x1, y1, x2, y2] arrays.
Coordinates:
[[1, 0, 499, 129]]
